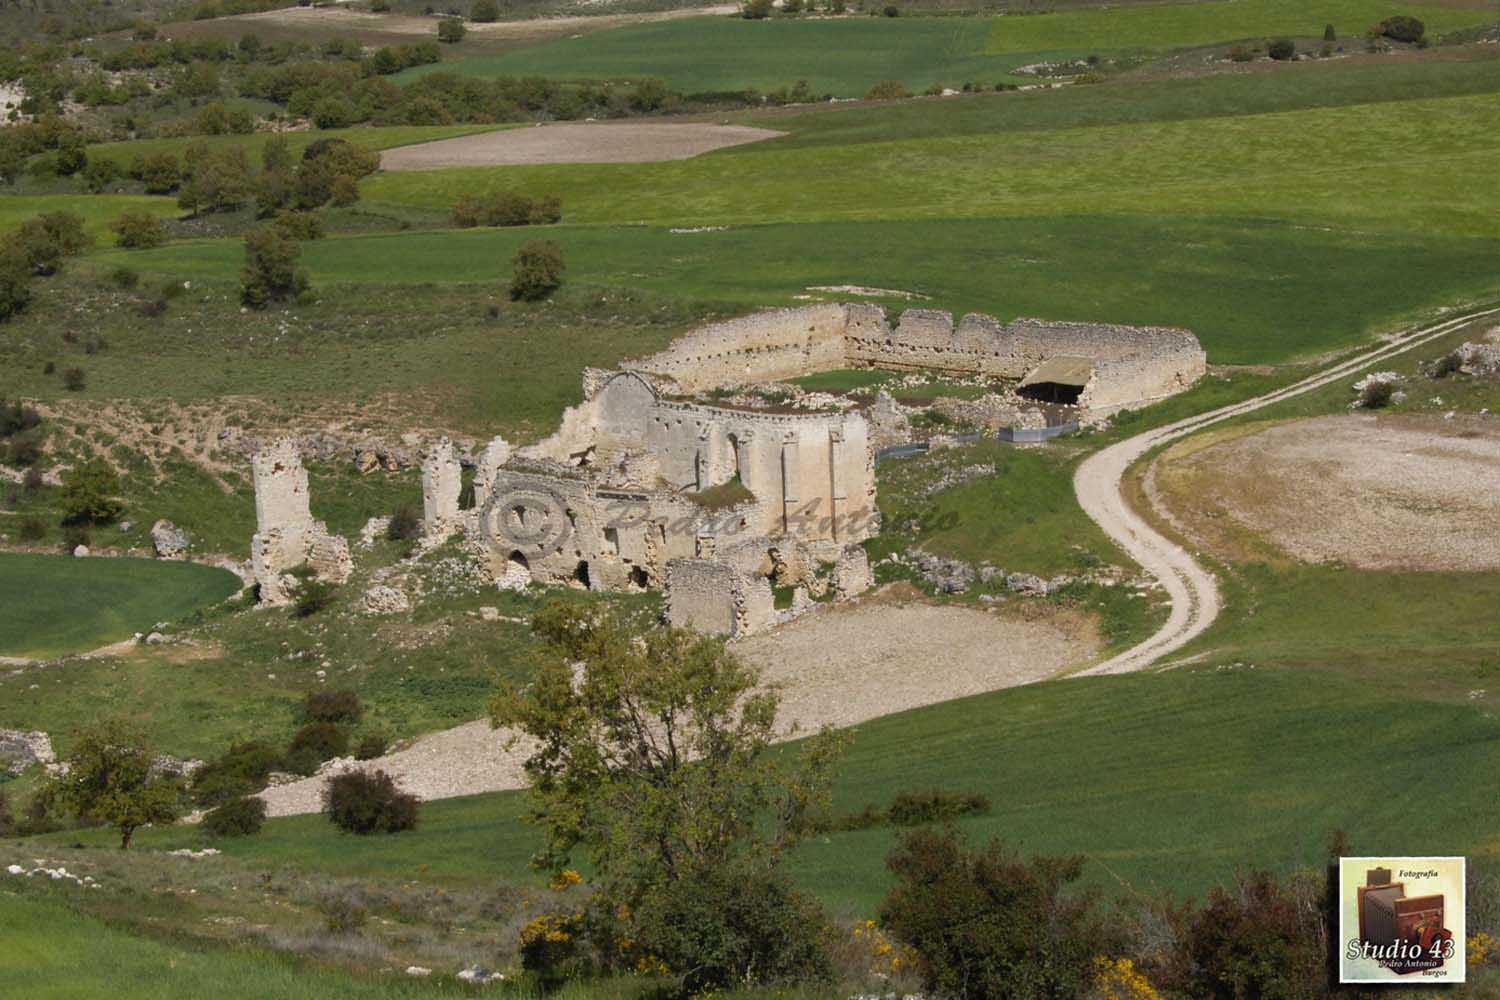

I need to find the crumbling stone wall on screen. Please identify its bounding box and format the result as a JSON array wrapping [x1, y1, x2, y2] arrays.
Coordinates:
[[421, 438, 463, 539], [629, 303, 1205, 412], [250, 440, 351, 605], [665, 559, 776, 638]]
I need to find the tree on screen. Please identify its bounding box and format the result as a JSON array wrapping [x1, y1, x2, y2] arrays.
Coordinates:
[[136, 151, 181, 194], [240, 225, 309, 308], [437, 16, 466, 43], [177, 144, 254, 215], [109, 209, 167, 249], [0, 246, 33, 322], [1267, 38, 1296, 61], [879, 825, 1120, 1000], [471, 0, 499, 21], [323, 769, 419, 834], [741, 0, 772, 17], [1323, 24, 1337, 42], [508, 238, 564, 300], [50, 718, 182, 849], [1379, 15, 1425, 43], [59, 457, 123, 525], [328, 173, 360, 207], [491, 602, 844, 990], [16, 211, 92, 275]]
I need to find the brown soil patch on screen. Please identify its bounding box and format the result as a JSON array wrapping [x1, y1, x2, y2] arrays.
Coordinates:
[[380, 122, 782, 169], [1151, 413, 1500, 571], [737, 599, 1097, 732], [260, 596, 1093, 816]]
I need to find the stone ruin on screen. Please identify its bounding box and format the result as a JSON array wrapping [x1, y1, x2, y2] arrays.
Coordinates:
[[247, 302, 1205, 636], [249, 439, 352, 605]]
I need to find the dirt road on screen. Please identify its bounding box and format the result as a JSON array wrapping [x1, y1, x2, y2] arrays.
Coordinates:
[[1074, 305, 1500, 675]]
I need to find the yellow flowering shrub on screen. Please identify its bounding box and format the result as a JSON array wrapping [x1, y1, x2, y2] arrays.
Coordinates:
[[549, 868, 582, 891], [1090, 956, 1163, 1000], [1470, 932, 1497, 967], [850, 919, 918, 977], [518, 911, 590, 988]]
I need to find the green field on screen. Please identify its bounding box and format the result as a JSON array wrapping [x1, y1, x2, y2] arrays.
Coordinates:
[[0, 553, 242, 659], [0, 894, 457, 1000], [398, 1, 1500, 96], [82, 124, 506, 170], [0, 194, 178, 238]]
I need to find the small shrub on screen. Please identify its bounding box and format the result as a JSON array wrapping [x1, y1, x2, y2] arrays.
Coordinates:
[[1267, 38, 1296, 60], [304, 689, 363, 724], [865, 79, 908, 101], [21, 468, 43, 493], [61, 523, 92, 551], [287, 722, 349, 774], [291, 575, 336, 617], [437, 16, 466, 42], [59, 457, 121, 525], [741, 0, 772, 18], [202, 795, 267, 837], [882, 3, 899, 15], [137, 298, 168, 318], [1379, 15, 1425, 43], [109, 267, 139, 289], [17, 516, 46, 541], [323, 769, 419, 834], [192, 740, 282, 806], [272, 210, 324, 242], [5, 434, 42, 468], [1323, 23, 1337, 41], [354, 733, 387, 760], [509, 239, 564, 301], [518, 911, 592, 990], [1228, 43, 1254, 62], [471, 0, 498, 20], [317, 890, 370, 933], [109, 210, 167, 250], [886, 788, 992, 826], [386, 503, 421, 541], [1430, 350, 1464, 378], [1359, 379, 1395, 408], [241, 226, 310, 309], [62, 367, 86, 391]]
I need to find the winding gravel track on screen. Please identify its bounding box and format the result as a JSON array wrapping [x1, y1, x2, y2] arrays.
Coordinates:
[[1075, 306, 1500, 676]]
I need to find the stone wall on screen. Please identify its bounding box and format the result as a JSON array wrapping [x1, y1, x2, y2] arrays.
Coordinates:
[[249, 440, 352, 605], [627, 303, 1206, 412], [665, 559, 776, 638]]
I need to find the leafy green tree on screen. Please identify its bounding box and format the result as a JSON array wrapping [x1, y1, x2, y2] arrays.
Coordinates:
[[508, 238, 564, 300], [16, 211, 92, 275], [241, 225, 310, 308], [491, 602, 844, 990], [59, 457, 123, 524], [109, 209, 167, 249], [50, 718, 182, 849], [437, 16, 466, 43], [1378, 15, 1425, 43], [0, 247, 32, 322], [471, 0, 499, 21], [134, 151, 181, 194], [177, 144, 254, 215]]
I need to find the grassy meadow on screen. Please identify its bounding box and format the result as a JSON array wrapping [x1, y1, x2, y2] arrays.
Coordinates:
[[398, 0, 1500, 96], [0, 553, 242, 659]]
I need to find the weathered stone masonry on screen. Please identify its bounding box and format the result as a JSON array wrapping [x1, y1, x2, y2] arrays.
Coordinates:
[[249, 440, 352, 604]]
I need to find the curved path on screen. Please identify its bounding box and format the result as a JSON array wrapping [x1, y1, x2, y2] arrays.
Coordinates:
[[1075, 306, 1500, 676]]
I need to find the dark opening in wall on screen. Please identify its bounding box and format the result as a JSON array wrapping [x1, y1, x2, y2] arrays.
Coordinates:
[[1017, 381, 1083, 405]]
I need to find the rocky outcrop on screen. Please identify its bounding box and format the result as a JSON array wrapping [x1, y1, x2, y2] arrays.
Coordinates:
[[0, 730, 54, 773], [363, 585, 411, 615], [150, 519, 189, 559]]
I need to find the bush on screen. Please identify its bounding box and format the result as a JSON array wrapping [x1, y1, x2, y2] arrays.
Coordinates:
[[741, 0, 772, 18], [5, 433, 42, 468], [304, 689, 363, 724], [519, 912, 592, 989], [0, 249, 31, 322], [0, 401, 41, 437], [82, 157, 119, 193], [17, 211, 92, 276], [61, 523, 92, 552], [1431, 350, 1464, 378], [59, 457, 121, 525], [291, 574, 337, 618], [1267, 38, 1296, 60], [328, 174, 360, 207], [271, 210, 324, 242], [509, 239, 564, 301], [1379, 15, 1425, 43], [109, 267, 139, 289], [354, 733, 387, 760], [18, 516, 47, 541], [386, 503, 422, 541], [322, 769, 419, 834], [886, 788, 991, 826], [135, 152, 181, 194], [883, 4, 899, 15], [865, 79, 908, 100], [192, 741, 283, 806], [202, 795, 267, 837], [241, 225, 310, 308], [450, 190, 561, 228], [287, 721, 350, 774], [316, 890, 370, 933], [1359, 379, 1395, 408], [62, 367, 86, 391], [879, 826, 1118, 1000], [471, 0, 498, 20], [1323, 23, 1337, 42], [109, 210, 167, 250], [437, 16, 466, 42], [1228, 43, 1255, 62]]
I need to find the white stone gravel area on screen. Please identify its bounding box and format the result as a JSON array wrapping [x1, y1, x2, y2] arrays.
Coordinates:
[[259, 600, 1093, 817], [379, 122, 782, 169]]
